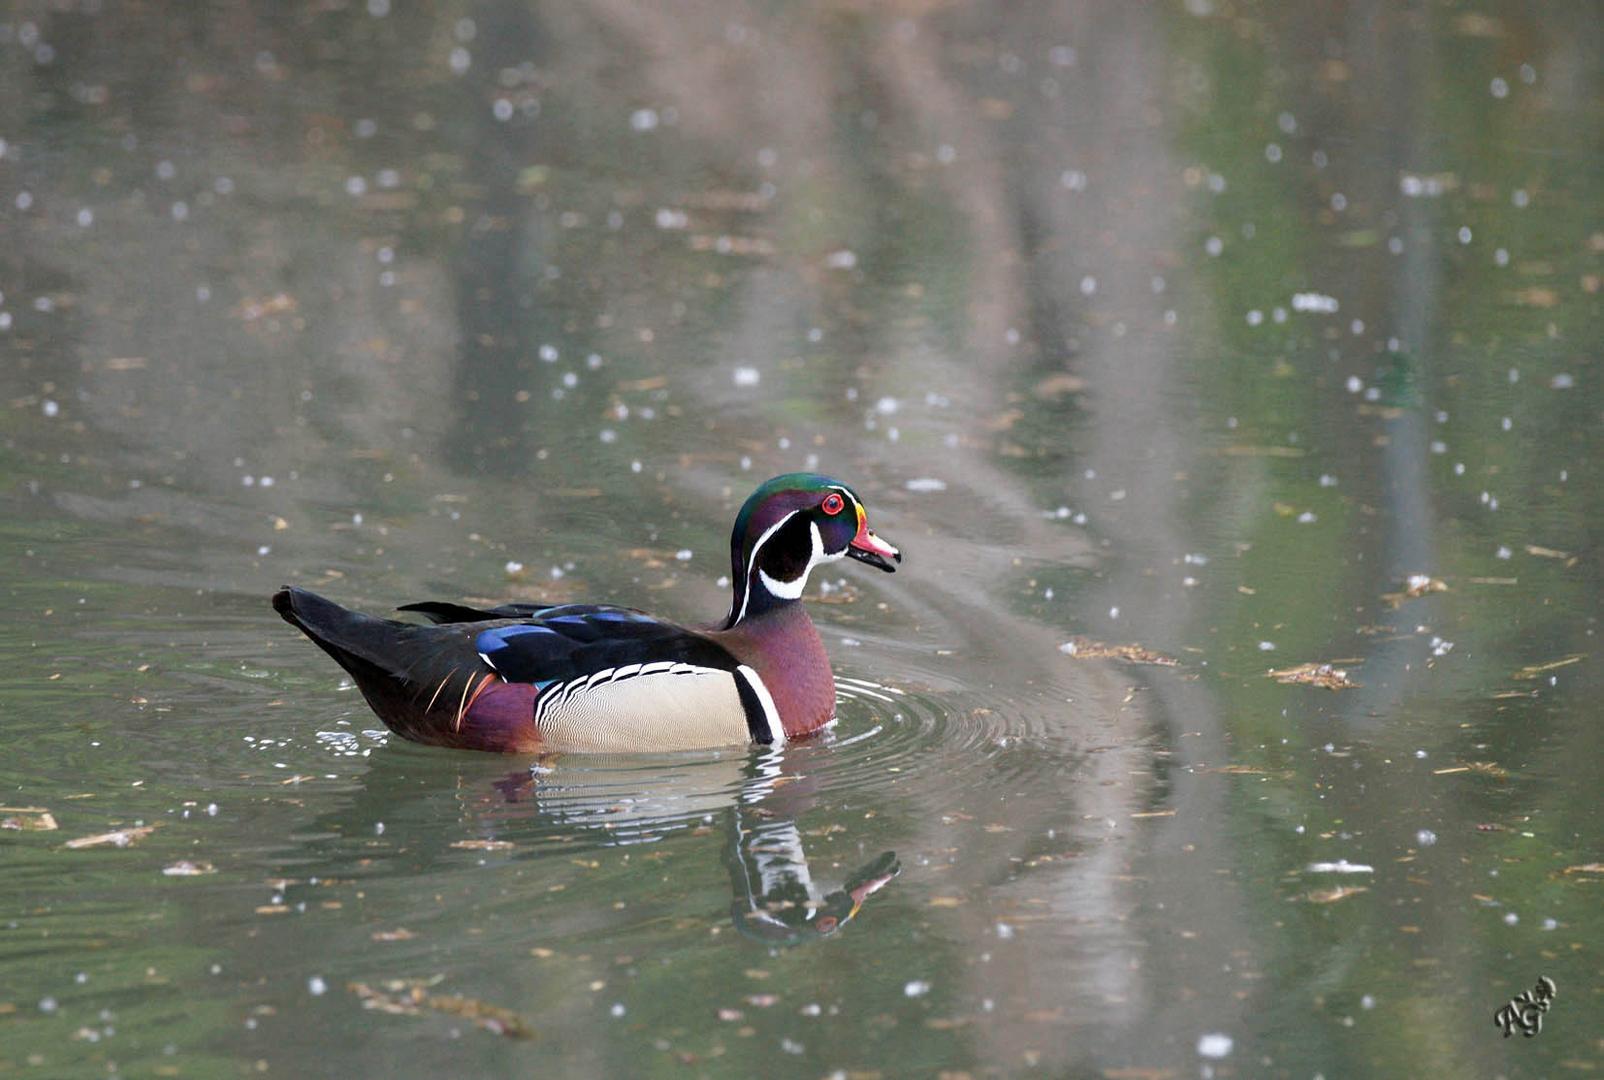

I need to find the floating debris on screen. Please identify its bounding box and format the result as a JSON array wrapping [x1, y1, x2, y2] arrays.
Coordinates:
[[1306, 860, 1373, 874], [1513, 655, 1585, 679], [1523, 544, 1575, 564], [372, 928, 416, 942], [162, 860, 216, 876], [1382, 575, 1448, 607], [1058, 638, 1178, 666], [0, 806, 58, 831], [64, 825, 157, 849], [1268, 662, 1360, 690], [1561, 864, 1604, 876], [1305, 885, 1368, 904], [450, 839, 515, 851], [348, 980, 532, 1039]]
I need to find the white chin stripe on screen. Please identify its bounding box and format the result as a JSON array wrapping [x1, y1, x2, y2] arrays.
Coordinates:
[[737, 665, 784, 744], [755, 519, 831, 602]]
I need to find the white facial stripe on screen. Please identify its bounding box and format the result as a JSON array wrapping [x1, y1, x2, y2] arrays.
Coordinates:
[[737, 664, 784, 743], [733, 509, 800, 625]]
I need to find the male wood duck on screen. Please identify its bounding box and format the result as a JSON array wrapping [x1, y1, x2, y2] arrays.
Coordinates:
[[273, 473, 900, 753]]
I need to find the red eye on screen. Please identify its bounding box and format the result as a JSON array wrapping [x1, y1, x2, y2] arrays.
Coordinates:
[[821, 493, 845, 515]]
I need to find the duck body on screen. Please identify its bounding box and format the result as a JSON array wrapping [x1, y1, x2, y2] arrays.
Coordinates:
[[273, 474, 899, 754]]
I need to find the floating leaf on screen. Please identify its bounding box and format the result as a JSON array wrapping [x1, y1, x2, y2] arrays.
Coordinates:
[[1382, 575, 1448, 607], [1561, 864, 1604, 875], [1513, 655, 1585, 679], [162, 860, 216, 876], [450, 839, 514, 851], [64, 825, 157, 849], [1269, 663, 1360, 690], [348, 982, 532, 1039], [1306, 885, 1368, 904], [0, 806, 58, 831], [1058, 638, 1178, 666]]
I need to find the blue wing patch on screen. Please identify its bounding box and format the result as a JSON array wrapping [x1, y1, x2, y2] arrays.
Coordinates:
[[476, 624, 558, 663]]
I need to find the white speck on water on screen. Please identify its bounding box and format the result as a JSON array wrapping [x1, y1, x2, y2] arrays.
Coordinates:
[[935, 143, 956, 164], [1494, 247, 1509, 267], [732, 367, 760, 388], [1204, 236, 1223, 257], [1291, 292, 1339, 314], [1258, 640, 1276, 651], [308, 976, 327, 996], [1416, 829, 1437, 847], [1109, 606, 1120, 619], [1079, 275, 1096, 296], [674, 549, 693, 562], [76, 207, 94, 227], [1350, 318, 1365, 335], [344, 175, 367, 197], [1496, 545, 1512, 560], [41, 399, 59, 418], [1306, 860, 1373, 874], [1297, 511, 1316, 524], [538, 344, 559, 362], [905, 478, 947, 493], [1490, 77, 1509, 99], [1331, 192, 1347, 211], [449, 47, 471, 75], [629, 108, 659, 132], [1246, 309, 1263, 327], [171, 201, 189, 221], [1430, 440, 1446, 454], [256, 545, 271, 557], [874, 396, 899, 415], [1060, 168, 1087, 191], [1458, 226, 1472, 244], [1512, 188, 1529, 208], [995, 921, 1015, 940], [609, 1002, 626, 1017], [824, 249, 857, 270], [504, 561, 524, 575], [1196, 1033, 1233, 1059], [39, 996, 58, 1014], [492, 98, 514, 122], [1500, 416, 1513, 431], [903, 980, 930, 998], [1265, 142, 1282, 163], [1454, 462, 1465, 475], [653, 208, 687, 230], [374, 821, 385, 835], [1503, 912, 1518, 926], [1550, 373, 1574, 389], [13, 191, 30, 211]]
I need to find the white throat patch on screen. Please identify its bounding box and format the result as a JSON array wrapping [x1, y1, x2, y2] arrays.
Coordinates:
[[757, 520, 831, 600]]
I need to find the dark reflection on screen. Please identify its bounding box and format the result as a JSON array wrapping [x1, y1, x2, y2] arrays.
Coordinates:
[[283, 742, 899, 944], [496, 748, 901, 943], [725, 763, 900, 945]]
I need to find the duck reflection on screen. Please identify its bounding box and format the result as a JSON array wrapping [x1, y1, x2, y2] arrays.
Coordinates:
[[489, 746, 899, 943]]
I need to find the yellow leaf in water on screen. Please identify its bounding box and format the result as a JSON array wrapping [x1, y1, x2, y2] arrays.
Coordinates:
[[1306, 886, 1368, 903], [451, 839, 514, 851]]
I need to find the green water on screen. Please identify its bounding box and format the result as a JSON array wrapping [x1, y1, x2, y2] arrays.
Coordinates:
[[1, 2, 1599, 1076]]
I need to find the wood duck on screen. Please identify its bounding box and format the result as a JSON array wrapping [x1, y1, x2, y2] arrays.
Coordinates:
[[273, 473, 901, 753]]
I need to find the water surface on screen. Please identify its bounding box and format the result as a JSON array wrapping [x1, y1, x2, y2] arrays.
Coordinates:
[[2, 2, 1599, 1076]]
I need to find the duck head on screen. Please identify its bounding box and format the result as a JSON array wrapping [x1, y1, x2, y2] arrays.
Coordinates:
[[723, 473, 900, 628]]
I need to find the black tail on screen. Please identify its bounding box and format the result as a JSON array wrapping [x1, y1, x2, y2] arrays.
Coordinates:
[[273, 586, 490, 746]]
